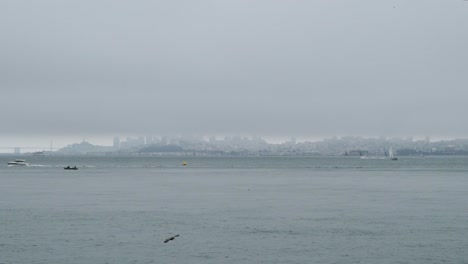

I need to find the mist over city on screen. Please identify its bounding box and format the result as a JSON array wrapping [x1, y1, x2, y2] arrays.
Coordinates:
[[3, 134, 468, 157]]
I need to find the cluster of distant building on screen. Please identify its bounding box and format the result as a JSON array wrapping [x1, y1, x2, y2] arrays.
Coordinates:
[[49, 135, 468, 156], [113, 135, 173, 149]]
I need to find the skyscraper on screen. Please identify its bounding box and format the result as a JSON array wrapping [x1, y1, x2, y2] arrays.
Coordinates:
[[290, 137, 297, 145], [145, 135, 153, 145], [113, 137, 120, 149], [209, 136, 216, 144]]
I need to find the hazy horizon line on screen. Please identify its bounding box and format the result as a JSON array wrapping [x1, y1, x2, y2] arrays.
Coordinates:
[[1, 134, 467, 150]]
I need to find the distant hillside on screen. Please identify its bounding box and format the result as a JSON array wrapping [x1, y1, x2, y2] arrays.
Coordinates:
[[58, 141, 114, 154]]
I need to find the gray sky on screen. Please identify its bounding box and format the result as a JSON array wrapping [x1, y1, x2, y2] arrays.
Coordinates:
[[1, 0, 468, 142]]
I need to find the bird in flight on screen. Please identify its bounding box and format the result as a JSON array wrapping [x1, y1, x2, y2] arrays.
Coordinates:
[[164, 234, 180, 243]]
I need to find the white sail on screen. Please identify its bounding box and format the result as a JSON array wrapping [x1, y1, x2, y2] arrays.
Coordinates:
[[388, 147, 398, 160]]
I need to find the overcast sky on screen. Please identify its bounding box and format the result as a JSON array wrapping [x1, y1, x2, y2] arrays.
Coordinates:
[[1, 0, 468, 145]]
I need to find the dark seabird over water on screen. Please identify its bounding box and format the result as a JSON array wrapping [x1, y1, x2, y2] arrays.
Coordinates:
[[164, 234, 180, 243]]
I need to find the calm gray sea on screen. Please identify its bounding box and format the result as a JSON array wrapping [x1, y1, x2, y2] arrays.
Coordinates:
[[1, 156, 468, 264]]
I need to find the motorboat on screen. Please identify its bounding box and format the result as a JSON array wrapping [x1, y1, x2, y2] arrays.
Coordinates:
[[64, 166, 78, 170], [7, 159, 29, 166]]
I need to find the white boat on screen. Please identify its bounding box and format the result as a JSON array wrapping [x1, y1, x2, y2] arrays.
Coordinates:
[[7, 159, 29, 166], [389, 148, 398, 161]]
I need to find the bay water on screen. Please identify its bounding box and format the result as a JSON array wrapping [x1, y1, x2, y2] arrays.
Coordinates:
[[1, 156, 468, 263]]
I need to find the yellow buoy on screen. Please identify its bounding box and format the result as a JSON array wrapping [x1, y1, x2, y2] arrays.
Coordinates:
[[182, 161, 187, 166]]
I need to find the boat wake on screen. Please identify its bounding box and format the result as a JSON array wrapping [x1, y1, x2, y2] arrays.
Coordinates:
[[360, 156, 386, 160]]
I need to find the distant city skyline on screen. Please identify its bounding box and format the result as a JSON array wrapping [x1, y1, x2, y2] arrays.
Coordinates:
[[0, 134, 464, 154]]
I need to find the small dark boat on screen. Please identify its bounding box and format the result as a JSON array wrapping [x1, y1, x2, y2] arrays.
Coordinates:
[[64, 166, 78, 170]]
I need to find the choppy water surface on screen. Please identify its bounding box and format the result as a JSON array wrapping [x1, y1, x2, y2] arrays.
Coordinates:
[[1, 156, 468, 264]]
